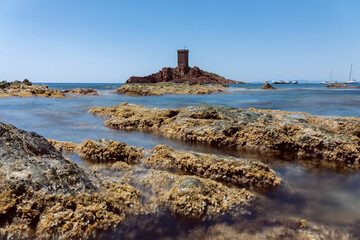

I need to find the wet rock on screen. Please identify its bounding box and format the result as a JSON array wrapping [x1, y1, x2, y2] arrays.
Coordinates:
[[131, 169, 255, 220], [48, 138, 144, 164], [261, 82, 277, 90], [0, 123, 143, 239], [48, 138, 276, 220], [110, 161, 132, 171], [79, 139, 143, 164], [89, 103, 360, 168], [116, 82, 228, 96], [0, 80, 65, 98], [326, 83, 360, 88], [186, 219, 356, 240], [46, 138, 80, 153], [145, 145, 281, 188], [62, 88, 99, 95], [126, 66, 245, 84]]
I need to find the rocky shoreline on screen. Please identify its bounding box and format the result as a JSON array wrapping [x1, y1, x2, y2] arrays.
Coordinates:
[[1, 122, 358, 239], [0, 79, 65, 98], [0, 122, 142, 239], [116, 82, 228, 96], [0, 122, 280, 238], [0, 80, 98, 98], [89, 102, 360, 168]]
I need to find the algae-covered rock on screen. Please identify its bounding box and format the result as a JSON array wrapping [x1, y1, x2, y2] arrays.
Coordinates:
[[145, 145, 281, 188], [0, 80, 65, 98], [48, 138, 279, 220], [62, 88, 99, 95], [46, 138, 80, 153], [0, 123, 143, 239], [78, 139, 143, 164], [130, 169, 255, 220], [89, 103, 360, 168], [48, 138, 144, 164], [116, 82, 227, 96], [261, 82, 277, 90], [326, 83, 360, 88]]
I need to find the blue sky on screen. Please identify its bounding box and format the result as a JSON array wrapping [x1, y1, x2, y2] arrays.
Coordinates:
[[0, 0, 359, 83]]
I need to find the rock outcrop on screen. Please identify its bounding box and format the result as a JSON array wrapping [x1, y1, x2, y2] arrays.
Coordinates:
[[326, 83, 360, 88], [89, 103, 360, 168], [62, 88, 98, 95], [0, 122, 143, 239], [132, 170, 255, 219], [116, 82, 228, 96], [145, 145, 281, 188], [261, 82, 277, 90], [48, 138, 281, 218], [126, 66, 245, 84], [0, 79, 65, 98]]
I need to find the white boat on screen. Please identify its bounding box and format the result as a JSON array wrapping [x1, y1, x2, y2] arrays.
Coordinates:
[[272, 80, 285, 84], [271, 80, 298, 84], [345, 64, 359, 83], [321, 68, 336, 84], [345, 79, 359, 84], [320, 81, 337, 84]]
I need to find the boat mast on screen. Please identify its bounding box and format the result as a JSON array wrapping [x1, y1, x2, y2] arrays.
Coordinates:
[[349, 64, 353, 81], [331, 68, 333, 82]]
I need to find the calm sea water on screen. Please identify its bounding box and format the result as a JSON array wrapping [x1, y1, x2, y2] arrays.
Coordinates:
[[1, 83, 359, 238]]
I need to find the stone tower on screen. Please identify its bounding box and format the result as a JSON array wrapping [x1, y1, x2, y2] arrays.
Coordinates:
[[177, 49, 189, 68]]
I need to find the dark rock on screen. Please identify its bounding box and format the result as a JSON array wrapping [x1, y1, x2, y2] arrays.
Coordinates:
[[0, 122, 95, 194], [326, 83, 360, 88], [261, 82, 277, 90], [126, 66, 245, 84]]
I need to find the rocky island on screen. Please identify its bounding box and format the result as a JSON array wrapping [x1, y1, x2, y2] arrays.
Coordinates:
[[116, 82, 228, 96], [126, 49, 245, 84]]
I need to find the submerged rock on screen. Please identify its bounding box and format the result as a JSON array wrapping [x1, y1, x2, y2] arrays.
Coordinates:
[[116, 82, 228, 96], [0, 79, 65, 98], [89, 103, 360, 168], [48, 138, 281, 220], [326, 83, 360, 88], [261, 82, 277, 90], [0, 123, 143, 239], [130, 169, 255, 220], [62, 88, 99, 95]]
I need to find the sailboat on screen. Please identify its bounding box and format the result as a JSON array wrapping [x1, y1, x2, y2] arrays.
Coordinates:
[[345, 64, 359, 84], [320, 68, 337, 84]]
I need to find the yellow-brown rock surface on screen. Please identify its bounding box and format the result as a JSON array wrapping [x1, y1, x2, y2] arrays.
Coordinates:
[[0, 79, 65, 98], [131, 169, 255, 219], [116, 82, 228, 96], [62, 88, 99, 95], [47, 138, 281, 219], [0, 123, 143, 239], [145, 145, 281, 188], [89, 103, 360, 168]]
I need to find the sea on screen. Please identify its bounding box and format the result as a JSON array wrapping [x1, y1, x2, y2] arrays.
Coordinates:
[[1, 82, 359, 239]]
